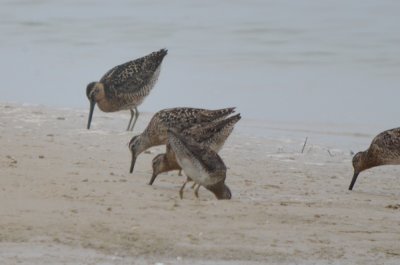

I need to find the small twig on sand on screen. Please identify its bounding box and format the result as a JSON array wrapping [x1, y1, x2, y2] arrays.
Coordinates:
[[385, 251, 400, 256], [327, 149, 334, 157], [301, 137, 308, 153]]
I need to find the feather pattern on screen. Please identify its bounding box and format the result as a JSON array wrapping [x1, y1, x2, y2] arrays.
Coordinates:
[[86, 49, 167, 131], [150, 114, 241, 185], [129, 107, 236, 173], [101, 49, 167, 107], [167, 129, 230, 199]]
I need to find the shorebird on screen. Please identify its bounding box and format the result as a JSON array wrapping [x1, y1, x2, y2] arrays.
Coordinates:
[[167, 129, 231, 200], [150, 113, 241, 185], [128, 107, 236, 173], [86, 48, 167, 131], [349, 127, 400, 190]]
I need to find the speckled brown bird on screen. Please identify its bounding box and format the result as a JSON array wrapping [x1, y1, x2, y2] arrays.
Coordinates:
[[128, 107, 235, 173], [150, 113, 241, 185], [167, 129, 231, 200], [349, 127, 400, 190], [86, 49, 167, 131]]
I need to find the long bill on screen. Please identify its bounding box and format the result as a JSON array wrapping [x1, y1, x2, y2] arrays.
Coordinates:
[[87, 100, 95, 129], [149, 173, 157, 185], [349, 172, 359, 190], [129, 155, 137, 173]]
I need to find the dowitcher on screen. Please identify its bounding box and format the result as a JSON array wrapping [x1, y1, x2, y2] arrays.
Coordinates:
[[349, 127, 400, 190], [167, 129, 231, 200], [128, 107, 235, 173], [86, 48, 167, 131], [150, 113, 241, 185]]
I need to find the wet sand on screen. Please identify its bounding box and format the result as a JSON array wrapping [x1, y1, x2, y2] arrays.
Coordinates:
[[0, 103, 399, 264]]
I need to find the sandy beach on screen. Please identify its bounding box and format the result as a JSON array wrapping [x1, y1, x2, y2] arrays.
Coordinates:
[[0, 103, 399, 265]]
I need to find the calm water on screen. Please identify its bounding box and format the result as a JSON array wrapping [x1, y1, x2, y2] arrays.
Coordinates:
[[1, 0, 400, 128]]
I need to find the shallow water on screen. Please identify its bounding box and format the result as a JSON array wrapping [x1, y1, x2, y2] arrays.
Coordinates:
[[1, 0, 400, 128]]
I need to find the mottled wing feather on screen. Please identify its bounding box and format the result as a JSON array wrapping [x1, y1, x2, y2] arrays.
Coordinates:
[[99, 64, 119, 83], [183, 114, 241, 143], [198, 107, 235, 122], [169, 130, 226, 173], [157, 107, 236, 131], [198, 148, 226, 173], [369, 127, 400, 159], [100, 49, 167, 95]]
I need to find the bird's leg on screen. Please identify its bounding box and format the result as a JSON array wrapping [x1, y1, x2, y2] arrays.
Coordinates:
[[186, 176, 194, 188], [129, 107, 139, 131], [179, 179, 189, 200], [127, 109, 135, 131], [178, 169, 182, 176], [194, 184, 201, 198]]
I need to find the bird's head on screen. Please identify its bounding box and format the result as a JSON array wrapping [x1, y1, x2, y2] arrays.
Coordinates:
[[149, 154, 167, 185], [220, 184, 232, 200], [208, 183, 232, 200], [129, 135, 142, 173], [86, 82, 105, 101], [352, 151, 365, 174], [349, 151, 368, 190], [86, 82, 105, 129]]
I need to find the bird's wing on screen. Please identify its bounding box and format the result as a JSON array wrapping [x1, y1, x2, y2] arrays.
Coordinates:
[[169, 130, 226, 173], [183, 114, 241, 143], [197, 146, 226, 173], [367, 128, 400, 164], [100, 49, 167, 95]]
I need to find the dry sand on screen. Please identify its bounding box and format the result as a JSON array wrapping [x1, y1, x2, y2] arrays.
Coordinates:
[[0, 103, 399, 265]]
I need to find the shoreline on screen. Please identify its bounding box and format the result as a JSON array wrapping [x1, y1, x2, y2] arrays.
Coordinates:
[[0, 103, 399, 264]]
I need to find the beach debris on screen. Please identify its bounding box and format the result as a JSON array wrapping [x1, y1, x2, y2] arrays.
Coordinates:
[[385, 204, 400, 210], [385, 251, 400, 256], [6, 155, 17, 167], [301, 137, 308, 153], [327, 149, 334, 157]]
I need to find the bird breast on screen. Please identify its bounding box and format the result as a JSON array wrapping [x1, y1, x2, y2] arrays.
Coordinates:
[[179, 158, 218, 186]]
